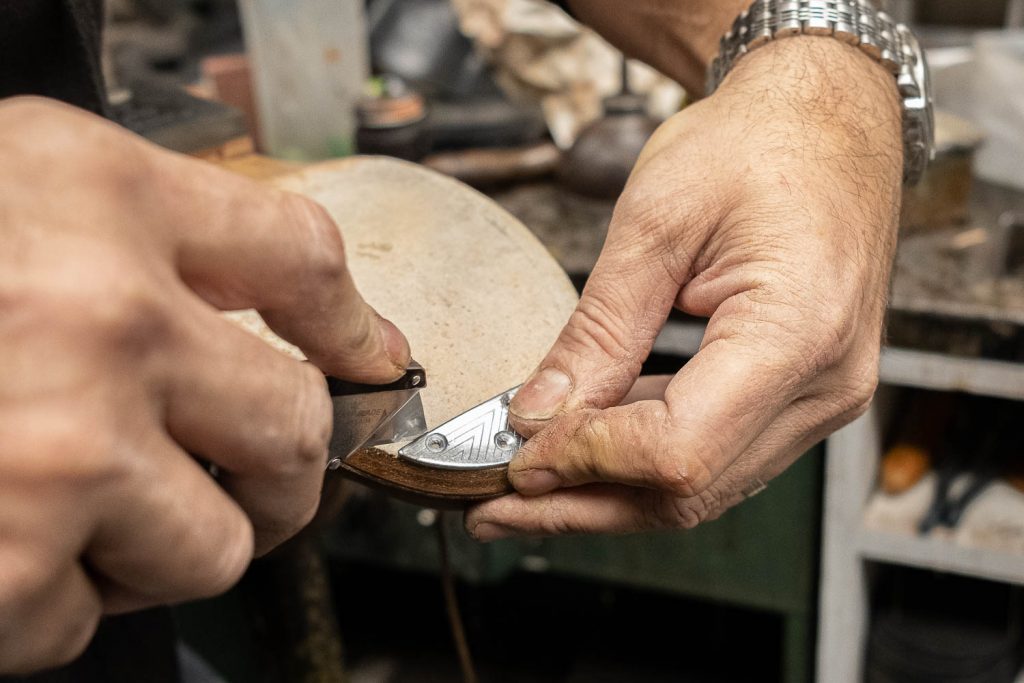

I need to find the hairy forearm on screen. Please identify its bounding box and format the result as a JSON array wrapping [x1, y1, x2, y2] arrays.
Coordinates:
[[564, 0, 752, 94]]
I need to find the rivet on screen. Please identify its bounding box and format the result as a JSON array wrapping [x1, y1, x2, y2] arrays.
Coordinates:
[[425, 433, 448, 453]]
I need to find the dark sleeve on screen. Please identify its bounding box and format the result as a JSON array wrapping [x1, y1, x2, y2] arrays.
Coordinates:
[[0, 0, 109, 116]]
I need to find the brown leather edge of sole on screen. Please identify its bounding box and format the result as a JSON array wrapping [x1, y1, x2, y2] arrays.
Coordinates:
[[335, 448, 512, 509]]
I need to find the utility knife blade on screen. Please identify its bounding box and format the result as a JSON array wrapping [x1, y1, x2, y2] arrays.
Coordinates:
[[325, 362, 427, 470]]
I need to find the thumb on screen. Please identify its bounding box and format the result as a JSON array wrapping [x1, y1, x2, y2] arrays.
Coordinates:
[[509, 226, 681, 436]]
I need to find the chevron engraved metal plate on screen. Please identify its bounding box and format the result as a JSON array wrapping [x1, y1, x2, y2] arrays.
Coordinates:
[[398, 387, 523, 470]]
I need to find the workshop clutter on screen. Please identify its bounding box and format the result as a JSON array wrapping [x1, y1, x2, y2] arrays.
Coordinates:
[[238, 0, 369, 159], [862, 391, 1024, 682], [869, 390, 1024, 549], [972, 31, 1024, 191]]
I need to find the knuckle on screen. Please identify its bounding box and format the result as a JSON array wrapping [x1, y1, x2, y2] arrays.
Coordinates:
[[85, 283, 170, 355], [660, 425, 720, 497], [3, 246, 171, 364], [291, 366, 332, 467], [264, 364, 331, 479], [1, 410, 125, 487], [801, 300, 860, 376], [535, 499, 580, 537], [850, 351, 881, 398], [641, 494, 706, 531], [565, 295, 641, 370], [694, 485, 727, 520], [637, 493, 674, 530], [0, 551, 52, 615], [23, 255, 171, 358], [96, 145, 157, 205], [649, 451, 705, 499], [615, 172, 715, 254], [575, 414, 614, 479], [192, 518, 254, 598], [615, 184, 664, 239], [289, 196, 347, 286], [669, 490, 717, 529], [538, 517, 574, 537], [737, 282, 867, 389], [555, 408, 627, 484], [337, 306, 381, 360], [615, 177, 698, 241], [832, 354, 880, 423], [308, 236, 347, 290]]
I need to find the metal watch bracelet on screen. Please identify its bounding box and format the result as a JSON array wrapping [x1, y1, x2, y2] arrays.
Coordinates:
[[707, 0, 934, 185]]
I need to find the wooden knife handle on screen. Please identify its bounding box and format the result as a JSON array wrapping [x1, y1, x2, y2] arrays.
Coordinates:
[[335, 448, 512, 509]]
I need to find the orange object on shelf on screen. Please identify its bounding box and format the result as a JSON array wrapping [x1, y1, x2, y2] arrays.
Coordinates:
[[880, 444, 932, 495], [878, 391, 957, 495]]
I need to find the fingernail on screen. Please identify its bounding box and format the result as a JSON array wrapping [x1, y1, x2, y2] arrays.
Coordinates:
[[510, 468, 560, 496], [471, 522, 515, 542], [377, 316, 410, 371], [511, 367, 572, 420]]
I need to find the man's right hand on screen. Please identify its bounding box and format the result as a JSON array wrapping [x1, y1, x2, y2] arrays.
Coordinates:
[[0, 97, 411, 674]]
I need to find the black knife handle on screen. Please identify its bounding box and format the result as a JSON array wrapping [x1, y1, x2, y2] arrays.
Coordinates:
[[325, 361, 425, 397]]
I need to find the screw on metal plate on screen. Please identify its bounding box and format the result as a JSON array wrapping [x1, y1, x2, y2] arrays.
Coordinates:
[[425, 433, 449, 453], [494, 430, 517, 450]]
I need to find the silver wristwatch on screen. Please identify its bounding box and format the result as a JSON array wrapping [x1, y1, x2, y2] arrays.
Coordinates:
[[707, 0, 934, 185]]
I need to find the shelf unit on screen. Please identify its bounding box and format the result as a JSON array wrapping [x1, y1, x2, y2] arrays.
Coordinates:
[[817, 347, 1024, 682], [654, 323, 1024, 680]]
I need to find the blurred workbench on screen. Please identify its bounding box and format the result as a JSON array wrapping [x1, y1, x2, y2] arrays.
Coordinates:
[[492, 178, 1024, 361]]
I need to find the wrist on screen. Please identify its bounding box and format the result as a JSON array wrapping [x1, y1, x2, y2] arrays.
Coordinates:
[[717, 35, 902, 173]]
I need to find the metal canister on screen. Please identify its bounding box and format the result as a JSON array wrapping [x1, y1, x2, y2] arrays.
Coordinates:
[[356, 78, 431, 161]]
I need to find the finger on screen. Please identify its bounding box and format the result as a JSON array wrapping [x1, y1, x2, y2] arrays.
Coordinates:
[[87, 431, 254, 613], [0, 558, 101, 674], [1, 99, 409, 383], [470, 396, 846, 539], [508, 186, 702, 435], [467, 484, 738, 541], [508, 329, 799, 497], [147, 142, 410, 382], [163, 297, 332, 553], [466, 484, 669, 540]]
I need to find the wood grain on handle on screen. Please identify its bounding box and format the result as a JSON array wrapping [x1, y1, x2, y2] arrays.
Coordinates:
[[336, 448, 512, 509]]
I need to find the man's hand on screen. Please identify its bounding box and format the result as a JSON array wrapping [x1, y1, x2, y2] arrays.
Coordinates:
[[0, 98, 410, 673], [467, 37, 902, 539]]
